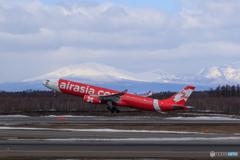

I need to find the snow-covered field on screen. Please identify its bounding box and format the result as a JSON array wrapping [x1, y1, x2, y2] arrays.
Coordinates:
[[0, 115, 29, 117], [7, 137, 240, 142], [40, 115, 96, 117], [0, 127, 202, 134], [166, 116, 240, 120], [0, 115, 96, 117]]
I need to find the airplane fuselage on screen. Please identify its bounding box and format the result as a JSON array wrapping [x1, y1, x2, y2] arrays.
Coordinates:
[[43, 79, 194, 112]]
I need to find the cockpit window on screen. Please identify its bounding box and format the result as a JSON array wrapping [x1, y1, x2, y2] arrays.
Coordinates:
[[46, 80, 50, 82]]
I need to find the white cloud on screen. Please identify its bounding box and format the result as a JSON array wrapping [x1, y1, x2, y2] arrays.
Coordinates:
[[0, 0, 240, 83]]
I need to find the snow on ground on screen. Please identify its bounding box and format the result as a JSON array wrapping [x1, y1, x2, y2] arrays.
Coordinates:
[[0, 115, 29, 117], [8, 137, 240, 142], [196, 110, 215, 112], [0, 115, 96, 117], [166, 116, 240, 120], [40, 115, 96, 117], [0, 127, 202, 134], [178, 113, 233, 116]]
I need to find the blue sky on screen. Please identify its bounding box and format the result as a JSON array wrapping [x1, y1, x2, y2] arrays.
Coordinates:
[[26, 0, 181, 13], [1, 0, 240, 83]]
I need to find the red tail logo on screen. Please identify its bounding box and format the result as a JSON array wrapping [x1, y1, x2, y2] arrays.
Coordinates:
[[173, 87, 194, 104], [179, 90, 189, 100]]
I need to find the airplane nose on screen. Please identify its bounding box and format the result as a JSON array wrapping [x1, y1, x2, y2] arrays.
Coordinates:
[[42, 80, 50, 86], [42, 80, 46, 86]]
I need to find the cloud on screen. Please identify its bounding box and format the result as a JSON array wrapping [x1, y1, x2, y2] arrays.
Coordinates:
[[103, 5, 128, 17], [0, 0, 240, 83]]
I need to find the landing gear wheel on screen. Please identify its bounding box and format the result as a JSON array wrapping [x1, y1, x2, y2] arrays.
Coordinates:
[[116, 110, 120, 113], [107, 106, 111, 110], [110, 109, 115, 113], [54, 91, 57, 97]]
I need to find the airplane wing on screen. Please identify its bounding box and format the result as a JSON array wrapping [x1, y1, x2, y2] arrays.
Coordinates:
[[92, 89, 128, 103]]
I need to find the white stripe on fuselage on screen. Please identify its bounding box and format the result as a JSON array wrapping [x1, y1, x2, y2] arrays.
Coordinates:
[[153, 99, 162, 112]]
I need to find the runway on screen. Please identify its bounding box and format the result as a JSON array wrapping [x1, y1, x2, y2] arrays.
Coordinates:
[[0, 115, 240, 159], [0, 114, 240, 125], [0, 141, 240, 158]]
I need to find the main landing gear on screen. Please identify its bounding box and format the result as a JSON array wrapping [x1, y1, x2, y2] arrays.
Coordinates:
[[54, 91, 57, 97], [107, 101, 120, 113], [107, 106, 120, 113]]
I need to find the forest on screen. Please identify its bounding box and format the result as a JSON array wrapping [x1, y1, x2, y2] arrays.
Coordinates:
[[0, 84, 240, 114]]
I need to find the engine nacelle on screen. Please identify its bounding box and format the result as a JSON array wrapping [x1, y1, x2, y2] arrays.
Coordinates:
[[84, 95, 101, 104]]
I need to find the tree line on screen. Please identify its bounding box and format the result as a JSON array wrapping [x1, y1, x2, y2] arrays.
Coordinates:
[[0, 84, 240, 114], [209, 84, 240, 97]]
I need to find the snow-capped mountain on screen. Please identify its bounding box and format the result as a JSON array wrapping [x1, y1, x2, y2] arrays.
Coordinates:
[[1, 62, 240, 92], [22, 62, 240, 86], [175, 63, 240, 85], [23, 62, 175, 83], [23, 63, 139, 83]]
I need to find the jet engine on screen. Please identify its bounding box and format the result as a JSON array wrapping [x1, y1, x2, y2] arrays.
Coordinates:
[[84, 95, 101, 104]]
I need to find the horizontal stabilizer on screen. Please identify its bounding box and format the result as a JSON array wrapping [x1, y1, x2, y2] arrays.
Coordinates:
[[172, 105, 194, 110], [187, 106, 194, 109]]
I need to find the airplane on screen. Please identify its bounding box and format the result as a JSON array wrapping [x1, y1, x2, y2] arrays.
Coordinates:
[[42, 79, 195, 113]]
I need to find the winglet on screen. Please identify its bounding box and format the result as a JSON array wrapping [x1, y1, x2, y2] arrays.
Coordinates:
[[147, 91, 154, 96], [122, 89, 128, 94]]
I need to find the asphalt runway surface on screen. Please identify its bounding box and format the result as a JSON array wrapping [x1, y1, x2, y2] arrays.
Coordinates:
[[0, 115, 240, 158], [1, 141, 240, 158], [0, 114, 240, 125]]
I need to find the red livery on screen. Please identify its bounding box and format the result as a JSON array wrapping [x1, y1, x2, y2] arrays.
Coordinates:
[[42, 79, 195, 113]]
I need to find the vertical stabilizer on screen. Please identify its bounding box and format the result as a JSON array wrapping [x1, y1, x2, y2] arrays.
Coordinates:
[[166, 86, 195, 105]]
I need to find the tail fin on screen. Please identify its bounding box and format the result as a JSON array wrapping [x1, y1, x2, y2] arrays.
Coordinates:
[[167, 86, 195, 105]]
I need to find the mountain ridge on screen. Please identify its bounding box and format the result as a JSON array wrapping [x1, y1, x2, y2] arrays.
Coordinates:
[[22, 62, 240, 85], [1, 62, 239, 92]]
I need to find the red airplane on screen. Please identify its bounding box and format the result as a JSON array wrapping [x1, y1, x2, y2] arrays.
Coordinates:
[[42, 79, 195, 113]]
